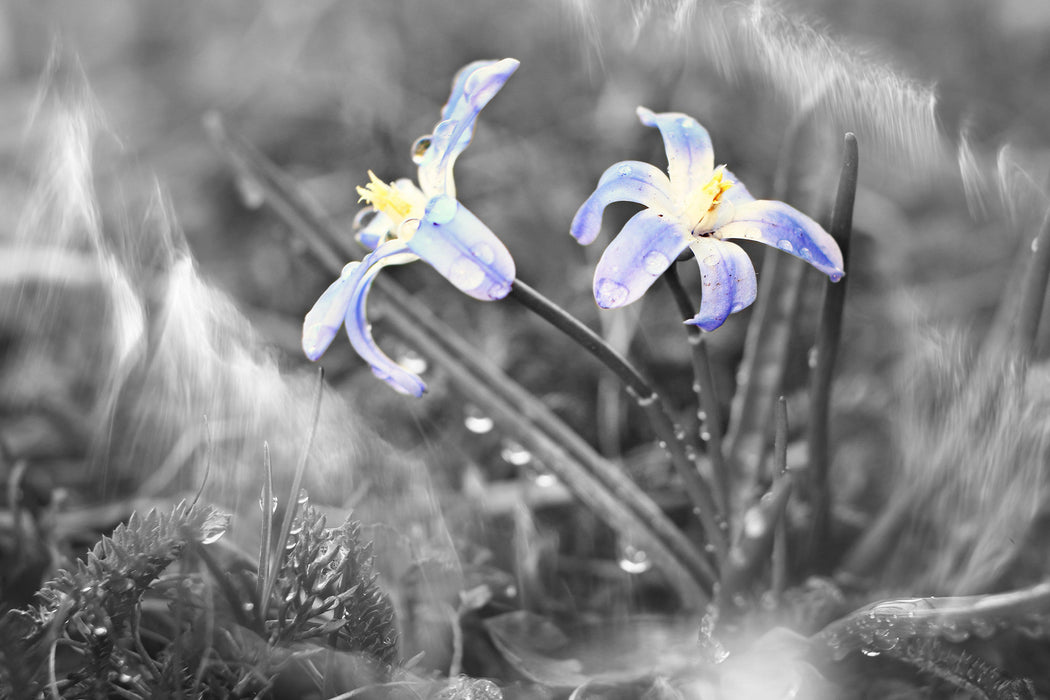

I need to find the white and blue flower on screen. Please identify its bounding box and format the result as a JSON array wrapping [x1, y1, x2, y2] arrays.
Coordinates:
[[571, 106, 844, 331]]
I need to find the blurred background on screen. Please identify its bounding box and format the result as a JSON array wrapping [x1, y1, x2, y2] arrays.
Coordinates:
[[3, 0, 1050, 677]]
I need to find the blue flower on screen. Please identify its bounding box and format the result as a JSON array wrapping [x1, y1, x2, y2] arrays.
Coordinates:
[[571, 107, 845, 331], [302, 59, 519, 396]]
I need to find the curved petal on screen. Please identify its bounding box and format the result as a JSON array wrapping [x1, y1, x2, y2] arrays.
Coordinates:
[[686, 238, 758, 331], [302, 262, 359, 361], [592, 209, 691, 309], [570, 160, 676, 245], [342, 240, 428, 397], [637, 106, 715, 202], [355, 208, 393, 250], [418, 58, 520, 198], [715, 200, 845, 281], [699, 167, 758, 232], [408, 195, 515, 301]]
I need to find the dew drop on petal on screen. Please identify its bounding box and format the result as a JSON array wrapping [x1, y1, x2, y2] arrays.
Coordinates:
[[800, 247, 812, 260], [426, 195, 458, 224], [472, 243, 496, 265], [411, 135, 433, 164], [595, 278, 629, 307], [500, 440, 532, 466], [618, 164, 633, 177], [464, 404, 494, 434], [777, 239, 794, 253], [702, 253, 719, 267], [642, 250, 670, 276], [353, 207, 378, 231], [449, 257, 487, 290], [618, 543, 652, 574]]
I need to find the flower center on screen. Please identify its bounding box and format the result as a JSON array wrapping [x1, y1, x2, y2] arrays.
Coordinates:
[[685, 166, 733, 235], [356, 171, 420, 238]]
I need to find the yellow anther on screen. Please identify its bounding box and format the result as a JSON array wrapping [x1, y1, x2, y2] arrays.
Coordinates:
[[686, 166, 735, 233], [703, 167, 734, 207], [356, 171, 416, 223]]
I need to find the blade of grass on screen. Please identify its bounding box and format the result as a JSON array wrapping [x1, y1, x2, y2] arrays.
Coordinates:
[[1013, 205, 1050, 357], [256, 440, 274, 615], [805, 133, 858, 570]]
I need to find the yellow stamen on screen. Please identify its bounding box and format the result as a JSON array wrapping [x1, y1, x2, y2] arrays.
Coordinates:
[[686, 166, 734, 233], [356, 171, 416, 223]]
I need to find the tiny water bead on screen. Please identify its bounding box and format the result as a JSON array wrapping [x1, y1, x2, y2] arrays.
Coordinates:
[[448, 256, 487, 290], [595, 277, 629, 307], [618, 543, 652, 574], [618, 164, 633, 176], [463, 404, 495, 434], [397, 349, 428, 375], [233, 172, 266, 209], [777, 239, 794, 253], [533, 472, 559, 488], [411, 135, 433, 164], [642, 250, 670, 275], [500, 440, 532, 466]]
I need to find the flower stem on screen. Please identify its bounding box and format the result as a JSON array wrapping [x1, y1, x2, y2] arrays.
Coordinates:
[[663, 263, 730, 520], [508, 278, 728, 565], [205, 115, 717, 599], [805, 133, 858, 571]]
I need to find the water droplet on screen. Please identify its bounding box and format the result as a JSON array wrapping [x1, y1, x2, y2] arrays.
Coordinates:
[[234, 174, 265, 209], [1032, 237, 1040, 253], [411, 135, 433, 164], [463, 405, 494, 434], [425, 195, 458, 225], [398, 350, 428, 374], [808, 346, 819, 369], [657, 440, 668, 450], [297, 489, 310, 505], [533, 472, 559, 488], [800, 247, 812, 260], [472, 243, 496, 265], [242, 602, 255, 612], [642, 250, 670, 275], [595, 278, 629, 307], [618, 543, 652, 574], [353, 207, 379, 231], [860, 648, 881, 657], [777, 239, 794, 253], [743, 506, 767, 539], [702, 253, 719, 267], [500, 440, 532, 466], [618, 164, 633, 177], [449, 257, 486, 290], [699, 430, 711, 441], [259, 495, 279, 514], [92, 626, 108, 637]]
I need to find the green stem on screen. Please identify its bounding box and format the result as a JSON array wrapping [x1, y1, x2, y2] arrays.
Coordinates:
[[662, 263, 730, 520], [805, 133, 858, 570], [508, 279, 727, 565]]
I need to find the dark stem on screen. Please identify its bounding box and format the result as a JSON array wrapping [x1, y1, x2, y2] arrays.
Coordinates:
[[1014, 205, 1050, 357], [663, 263, 730, 520], [805, 133, 858, 570], [509, 279, 727, 564]]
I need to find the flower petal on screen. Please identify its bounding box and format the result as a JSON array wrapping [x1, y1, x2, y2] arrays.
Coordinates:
[[302, 263, 359, 361], [408, 195, 516, 301], [715, 200, 845, 281], [686, 238, 758, 331], [343, 240, 428, 397], [417, 58, 520, 198], [592, 209, 691, 309], [570, 160, 675, 245], [355, 209, 393, 250], [637, 106, 715, 201]]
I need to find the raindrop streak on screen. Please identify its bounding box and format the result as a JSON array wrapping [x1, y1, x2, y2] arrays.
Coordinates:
[[618, 544, 652, 574], [463, 405, 495, 434], [398, 350, 428, 375], [500, 440, 532, 466]]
